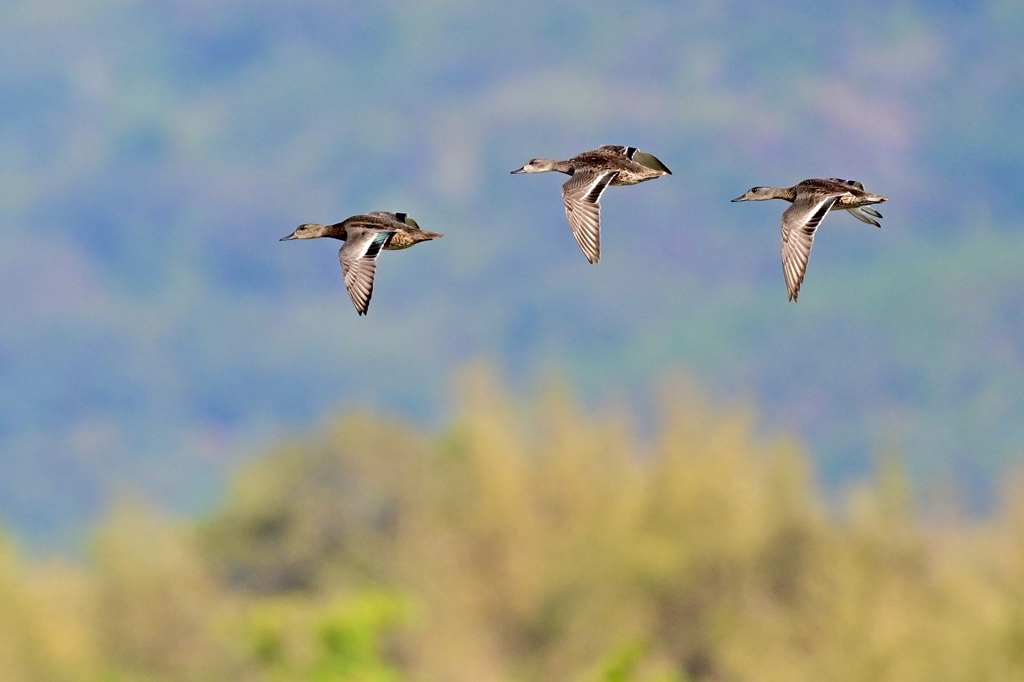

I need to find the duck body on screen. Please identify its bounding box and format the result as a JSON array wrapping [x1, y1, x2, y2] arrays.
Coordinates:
[[279, 211, 442, 315], [731, 178, 888, 301], [511, 145, 671, 264]]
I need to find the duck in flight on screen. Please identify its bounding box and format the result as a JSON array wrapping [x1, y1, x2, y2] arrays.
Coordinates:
[[511, 145, 671, 264], [280, 212, 442, 315], [731, 178, 887, 301]]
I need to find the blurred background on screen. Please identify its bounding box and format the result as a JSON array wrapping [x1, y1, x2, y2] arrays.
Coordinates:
[[2, 1, 1024, 680]]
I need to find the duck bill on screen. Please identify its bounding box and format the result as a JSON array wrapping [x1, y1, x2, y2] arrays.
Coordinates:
[[279, 231, 298, 241], [730, 195, 748, 202], [510, 166, 527, 174]]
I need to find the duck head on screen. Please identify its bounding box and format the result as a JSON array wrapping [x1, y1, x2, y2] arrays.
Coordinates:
[[511, 158, 559, 174], [280, 223, 331, 240], [731, 186, 775, 202]]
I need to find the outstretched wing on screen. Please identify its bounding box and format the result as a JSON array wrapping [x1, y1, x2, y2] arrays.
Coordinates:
[[780, 193, 843, 301], [338, 228, 393, 315], [561, 169, 619, 264]]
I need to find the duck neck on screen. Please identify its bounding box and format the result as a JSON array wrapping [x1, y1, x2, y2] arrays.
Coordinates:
[[775, 187, 798, 202], [553, 159, 575, 175], [324, 223, 350, 240]]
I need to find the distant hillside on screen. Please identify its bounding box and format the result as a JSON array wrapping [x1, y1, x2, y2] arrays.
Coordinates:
[[0, 0, 1022, 545]]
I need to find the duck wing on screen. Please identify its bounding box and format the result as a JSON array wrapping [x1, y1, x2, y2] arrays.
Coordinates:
[[338, 227, 394, 315], [828, 177, 866, 191], [594, 144, 629, 157], [780, 192, 844, 301], [627, 148, 671, 175], [822, 180, 884, 226], [844, 206, 883, 227], [594, 145, 672, 174], [366, 211, 421, 230], [561, 169, 619, 264]]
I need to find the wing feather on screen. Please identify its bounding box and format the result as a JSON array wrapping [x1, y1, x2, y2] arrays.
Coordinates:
[[338, 228, 393, 315], [845, 207, 882, 227], [627, 149, 672, 174], [561, 169, 618, 264], [780, 194, 842, 301]]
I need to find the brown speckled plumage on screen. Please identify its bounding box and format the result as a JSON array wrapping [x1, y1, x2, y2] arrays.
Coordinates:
[[511, 145, 672, 264], [731, 178, 888, 301], [279, 211, 442, 315]]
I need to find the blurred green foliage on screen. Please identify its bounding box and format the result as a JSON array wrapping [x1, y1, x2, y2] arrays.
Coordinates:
[[3, 370, 1024, 680]]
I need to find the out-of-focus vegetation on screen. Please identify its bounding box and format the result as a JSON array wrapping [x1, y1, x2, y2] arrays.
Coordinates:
[[3, 371, 1024, 681], [3, 0, 1024, 544]]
